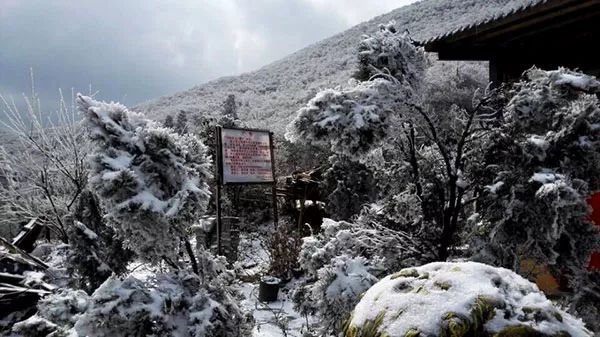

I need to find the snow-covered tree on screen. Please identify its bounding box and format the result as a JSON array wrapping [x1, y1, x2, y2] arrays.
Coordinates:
[[163, 114, 174, 128], [469, 68, 600, 332], [78, 95, 212, 265], [355, 22, 425, 91], [1, 85, 89, 242], [285, 22, 426, 160], [346, 262, 593, 337], [285, 78, 398, 159], [221, 94, 238, 120], [175, 109, 189, 134], [15, 257, 252, 337], [11, 288, 89, 336], [286, 21, 498, 261]]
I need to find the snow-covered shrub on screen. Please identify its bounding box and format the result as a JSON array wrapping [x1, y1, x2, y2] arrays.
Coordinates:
[[65, 190, 133, 293], [274, 136, 331, 179], [568, 271, 600, 333], [306, 255, 379, 333], [12, 288, 90, 337], [345, 262, 592, 337], [65, 219, 112, 293], [470, 68, 600, 330], [175, 109, 189, 134], [37, 289, 90, 328], [322, 155, 377, 221], [75, 270, 252, 337], [164, 114, 175, 128], [78, 95, 212, 264], [266, 224, 303, 280], [11, 316, 65, 337], [356, 191, 446, 260], [293, 218, 430, 334]]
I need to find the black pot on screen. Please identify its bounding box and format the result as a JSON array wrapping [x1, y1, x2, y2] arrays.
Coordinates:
[[258, 277, 280, 302]]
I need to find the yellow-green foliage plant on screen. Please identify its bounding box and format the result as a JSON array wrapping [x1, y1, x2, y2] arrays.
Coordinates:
[[343, 262, 593, 337]]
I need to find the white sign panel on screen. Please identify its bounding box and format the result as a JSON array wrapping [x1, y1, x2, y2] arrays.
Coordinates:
[[220, 128, 274, 184]]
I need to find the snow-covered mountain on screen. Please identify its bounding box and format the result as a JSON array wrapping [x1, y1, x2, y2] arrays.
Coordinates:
[[134, 0, 531, 134]]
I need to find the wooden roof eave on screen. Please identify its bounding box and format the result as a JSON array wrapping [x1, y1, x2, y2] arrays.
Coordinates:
[[425, 0, 600, 60]]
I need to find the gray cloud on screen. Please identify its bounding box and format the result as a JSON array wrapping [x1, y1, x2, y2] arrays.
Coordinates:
[[1, 0, 415, 112]]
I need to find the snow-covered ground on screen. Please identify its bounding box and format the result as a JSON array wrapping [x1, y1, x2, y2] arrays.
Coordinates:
[[237, 230, 315, 337], [241, 279, 313, 337]]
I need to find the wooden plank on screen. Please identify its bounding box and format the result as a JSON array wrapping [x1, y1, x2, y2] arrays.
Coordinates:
[[0, 236, 49, 270]]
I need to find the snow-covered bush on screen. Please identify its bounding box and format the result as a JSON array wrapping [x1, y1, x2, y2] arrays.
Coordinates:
[[322, 155, 377, 221], [175, 110, 189, 134], [357, 190, 441, 242], [78, 95, 212, 264], [65, 219, 112, 293], [274, 136, 331, 179], [66, 189, 132, 293], [293, 218, 431, 334], [345, 262, 593, 337], [568, 271, 600, 333], [266, 224, 303, 280], [470, 68, 600, 330], [12, 288, 90, 336], [304, 254, 378, 333], [74, 270, 252, 337], [11, 316, 66, 337]]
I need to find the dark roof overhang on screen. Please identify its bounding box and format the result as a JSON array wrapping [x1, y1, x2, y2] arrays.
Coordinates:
[[423, 0, 600, 61]]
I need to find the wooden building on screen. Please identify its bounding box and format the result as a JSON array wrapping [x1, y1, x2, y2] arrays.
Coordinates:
[[424, 0, 600, 85]]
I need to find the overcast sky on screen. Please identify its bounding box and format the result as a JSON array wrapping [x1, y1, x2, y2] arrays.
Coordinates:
[[1, 0, 417, 111]]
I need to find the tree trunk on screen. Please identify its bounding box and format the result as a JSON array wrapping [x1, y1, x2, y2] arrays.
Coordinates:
[[184, 239, 199, 274]]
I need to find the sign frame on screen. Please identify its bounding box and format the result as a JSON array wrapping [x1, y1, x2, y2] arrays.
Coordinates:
[[214, 126, 279, 255], [216, 126, 276, 186]]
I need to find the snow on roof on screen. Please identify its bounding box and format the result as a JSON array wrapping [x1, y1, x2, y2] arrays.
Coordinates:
[[423, 0, 549, 45]]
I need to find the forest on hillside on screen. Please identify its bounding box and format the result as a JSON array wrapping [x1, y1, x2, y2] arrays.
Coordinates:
[[134, 0, 533, 134]]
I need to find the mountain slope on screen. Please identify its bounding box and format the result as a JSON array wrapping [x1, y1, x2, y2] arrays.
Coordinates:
[[134, 0, 531, 134]]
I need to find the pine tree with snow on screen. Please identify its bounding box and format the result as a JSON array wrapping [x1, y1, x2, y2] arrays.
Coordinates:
[[77, 95, 212, 265], [175, 109, 188, 134], [221, 94, 238, 120], [164, 114, 174, 128]]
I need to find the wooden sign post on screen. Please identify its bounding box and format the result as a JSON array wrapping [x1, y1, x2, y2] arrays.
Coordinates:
[[214, 126, 278, 255]]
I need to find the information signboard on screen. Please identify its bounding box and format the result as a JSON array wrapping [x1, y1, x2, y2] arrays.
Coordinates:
[[219, 127, 274, 184], [214, 126, 278, 255]]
